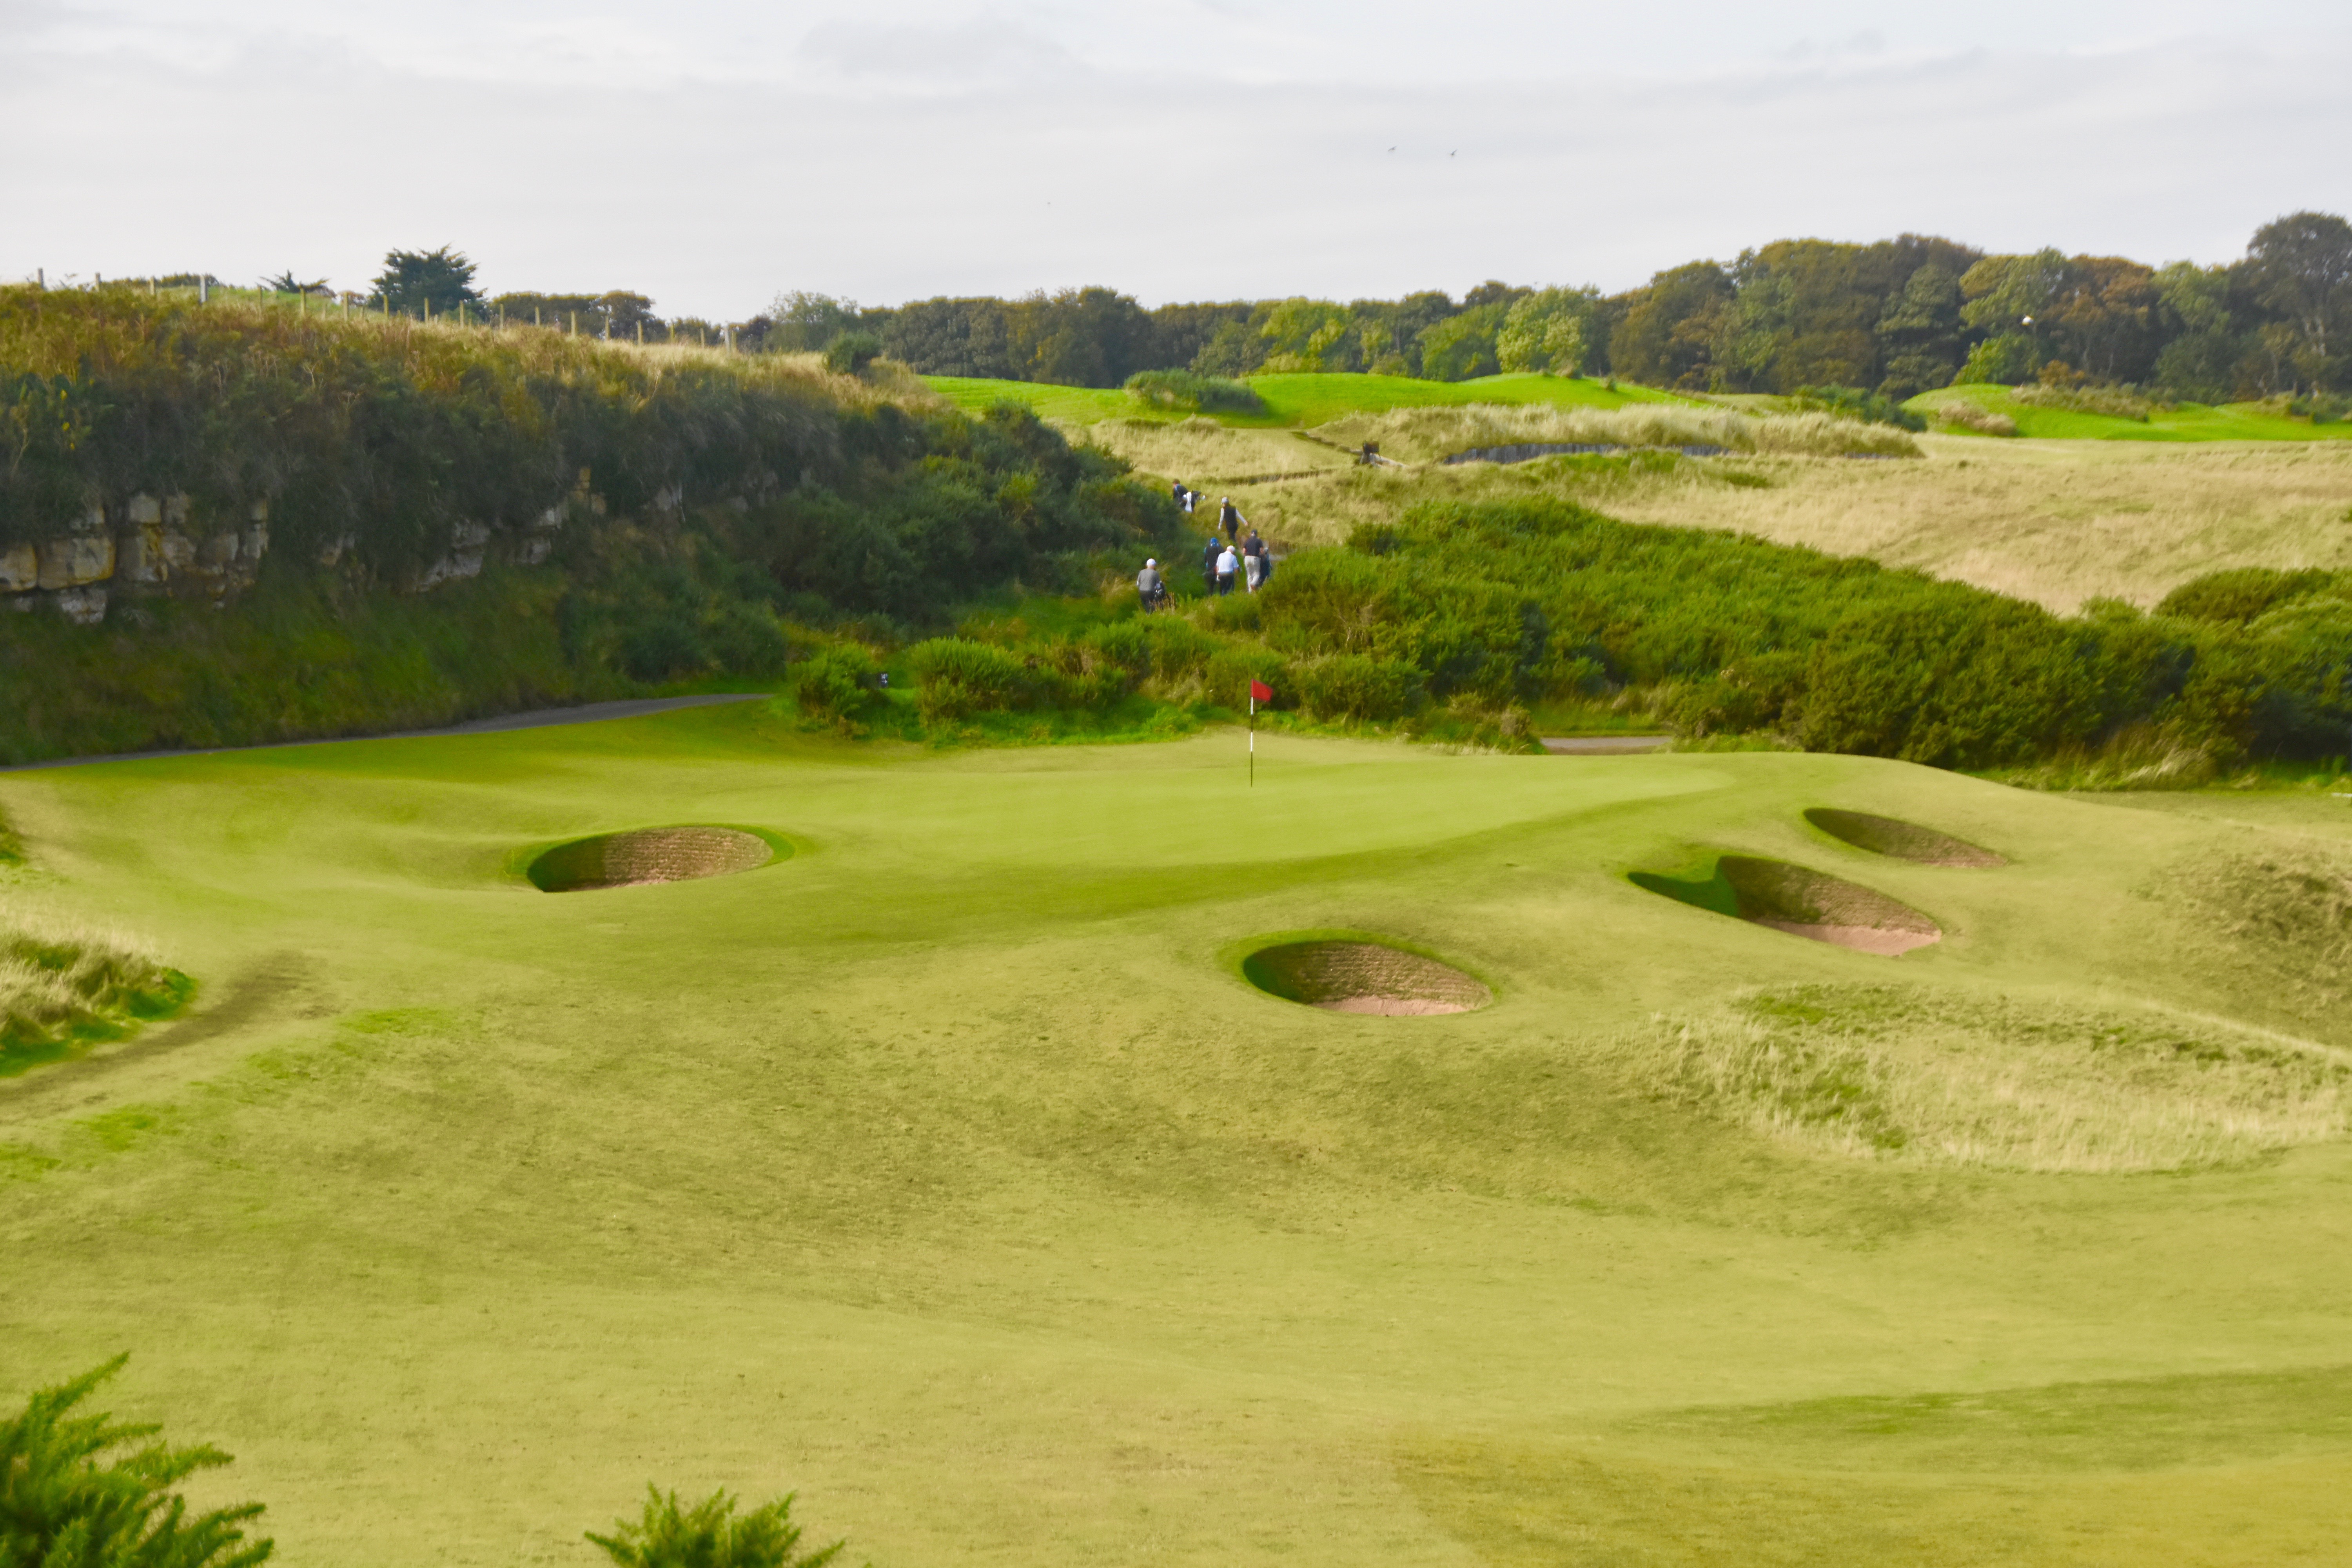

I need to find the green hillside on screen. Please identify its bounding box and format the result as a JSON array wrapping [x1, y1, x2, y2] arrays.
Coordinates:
[[3, 709, 2350, 1564], [924, 370, 1693, 430], [1909, 385, 2352, 442]]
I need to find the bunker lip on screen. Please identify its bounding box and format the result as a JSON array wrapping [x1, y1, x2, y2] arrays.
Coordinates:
[[1632, 854, 1943, 957], [1805, 807, 2005, 867], [1241, 938, 1491, 1015], [527, 826, 779, 892]]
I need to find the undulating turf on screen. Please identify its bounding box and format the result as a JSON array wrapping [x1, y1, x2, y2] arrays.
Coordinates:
[[923, 371, 1692, 431], [2, 706, 2349, 1565], [1909, 385, 2352, 443]]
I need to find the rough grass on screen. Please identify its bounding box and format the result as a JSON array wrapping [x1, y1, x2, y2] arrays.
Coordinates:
[[1910, 384, 2352, 443], [1074, 418, 1353, 489], [1307, 403, 1923, 463], [1186, 433, 2352, 612], [1, 907, 191, 1076], [1627, 985, 2351, 1172]]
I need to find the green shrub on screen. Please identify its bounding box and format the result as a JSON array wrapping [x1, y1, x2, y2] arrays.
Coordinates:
[[2011, 381, 2158, 421], [1789, 386, 1927, 432], [1121, 369, 1265, 416], [822, 331, 882, 375], [587, 1485, 842, 1568], [1931, 401, 2019, 436], [0, 1355, 274, 1568], [791, 645, 877, 722], [1296, 653, 1424, 721], [2157, 568, 2339, 626]]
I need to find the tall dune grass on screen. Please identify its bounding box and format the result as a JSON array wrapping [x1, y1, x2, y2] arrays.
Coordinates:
[[1628, 985, 2351, 1172], [0, 904, 193, 1074], [1308, 403, 1922, 463]]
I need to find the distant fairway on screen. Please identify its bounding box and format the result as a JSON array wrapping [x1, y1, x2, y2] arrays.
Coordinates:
[[1909, 384, 2352, 443], [923, 370, 1691, 429], [4, 704, 2351, 1564]]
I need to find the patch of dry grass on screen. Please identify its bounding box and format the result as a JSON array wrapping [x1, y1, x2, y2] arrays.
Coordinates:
[[1185, 435, 2352, 610], [1073, 417, 1352, 488], [1622, 984, 2351, 1173], [1, 904, 191, 1074], [1306, 402, 1922, 462]]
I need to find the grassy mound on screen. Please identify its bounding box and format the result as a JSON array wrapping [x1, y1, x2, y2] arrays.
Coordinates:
[[526, 827, 779, 892], [1805, 808, 2005, 866], [1241, 938, 1490, 1015], [1, 911, 193, 1076], [1627, 985, 2352, 1172], [1907, 385, 2352, 443], [1633, 855, 1942, 955], [1309, 403, 1922, 464]]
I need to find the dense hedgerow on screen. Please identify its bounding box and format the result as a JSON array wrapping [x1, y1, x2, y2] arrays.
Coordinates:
[[0, 287, 1183, 760], [896, 501, 2351, 770]]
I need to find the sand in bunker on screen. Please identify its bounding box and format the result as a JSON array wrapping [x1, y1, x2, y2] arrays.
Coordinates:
[[1247, 940, 1492, 1014], [531, 826, 772, 891], [1315, 995, 1481, 1015], [1753, 920, 1941, 956]]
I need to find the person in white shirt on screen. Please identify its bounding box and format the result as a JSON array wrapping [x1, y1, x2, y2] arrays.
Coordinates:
[[1215, 544, 1239, 595]]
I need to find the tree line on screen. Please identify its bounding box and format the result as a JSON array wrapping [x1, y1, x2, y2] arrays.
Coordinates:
[[305, 212, 2352, 406]]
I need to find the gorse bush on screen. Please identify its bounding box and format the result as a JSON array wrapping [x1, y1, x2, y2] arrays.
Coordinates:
[[821, 332, 882, 376], [893, 501, 2350, 772], [1121, 369, 1265, 416], [587, 1485, 842, 1568], [0, 1356, 274, 1568], [2011, 381, 2159, 421], [1788, 386, 1927, 431]]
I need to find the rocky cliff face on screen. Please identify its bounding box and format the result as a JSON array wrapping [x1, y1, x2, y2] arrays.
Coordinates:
[[2, 492, 572, 624]]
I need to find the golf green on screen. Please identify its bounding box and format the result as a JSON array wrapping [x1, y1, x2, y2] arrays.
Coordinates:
[[2, 702, 2348, 1566]]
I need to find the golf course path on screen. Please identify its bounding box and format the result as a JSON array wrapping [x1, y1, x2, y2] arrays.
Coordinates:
[[0, 692, 772, 773]]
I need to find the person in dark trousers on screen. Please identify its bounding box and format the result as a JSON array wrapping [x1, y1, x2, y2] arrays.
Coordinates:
[[1136, 557, 1167, 612], [1214, 541, 1240, 597], [1218, 497, 1242, 542], [1201, 533, 1223, 595]]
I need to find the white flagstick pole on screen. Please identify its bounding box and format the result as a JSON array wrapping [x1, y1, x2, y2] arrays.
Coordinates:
[[1249, 690, 1255, 787]]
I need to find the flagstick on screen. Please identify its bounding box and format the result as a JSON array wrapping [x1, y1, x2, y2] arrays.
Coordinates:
[[1249, 691, 1256, 787]]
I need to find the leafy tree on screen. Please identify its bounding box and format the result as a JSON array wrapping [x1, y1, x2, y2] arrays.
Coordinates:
[[1496, 288, 1593, 374], [586, 1486, 843, 1568], [878, 298, 1014, 378], [821, 332, 882, 375], [765, 293, 864, 354], [2151, 261, 2249, 401], [1005, 287, 1153, 387], [368, 246, 482, 317], [1875, 263, 1966, 399], [259, 272, 327, 296], [1256, 298, 1358, 373], [1609, 262, 1735, 389], [1416, 307, 1503, 381], [0, 1355, 274, 1568], [2246, 210, 2352, 392], [1144, 301, 1252, 374]]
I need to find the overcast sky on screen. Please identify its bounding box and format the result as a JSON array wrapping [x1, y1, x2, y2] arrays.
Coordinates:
[[6, 2, 2348, 318]]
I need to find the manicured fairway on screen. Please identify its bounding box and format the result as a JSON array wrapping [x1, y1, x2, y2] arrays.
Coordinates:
[[923, 371, 1691, 430], [3, 706, 2349, 1566], [1908, 385, 2352, 443]]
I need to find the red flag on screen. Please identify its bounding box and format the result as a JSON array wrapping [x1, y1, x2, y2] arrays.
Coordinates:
[[1249, 679, 1274, 702]]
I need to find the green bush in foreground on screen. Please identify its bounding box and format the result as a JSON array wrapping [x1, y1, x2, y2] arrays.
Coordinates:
[[587, 1486, 842, 1568], [0, 1356, 273, 1568]]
